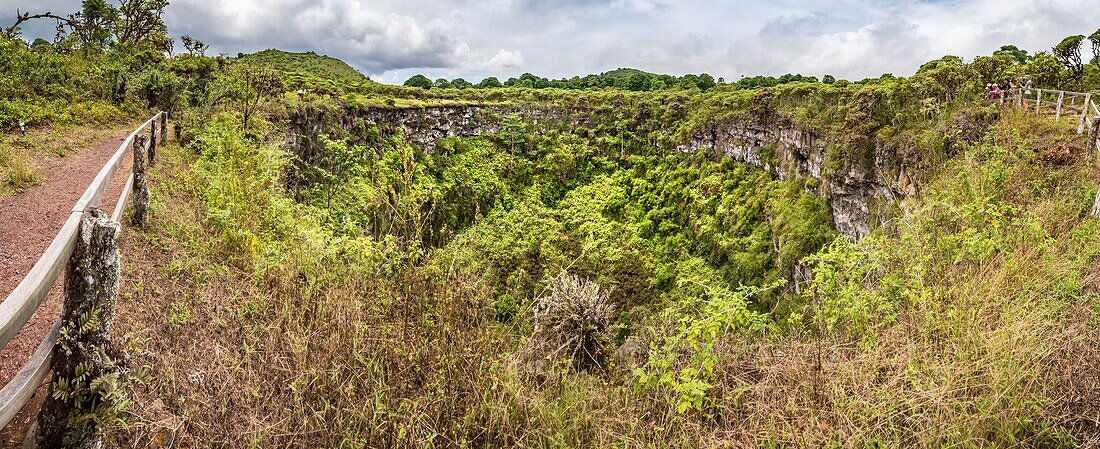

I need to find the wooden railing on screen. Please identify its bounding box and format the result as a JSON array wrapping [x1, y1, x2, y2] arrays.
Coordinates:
[[0, 111, 167, 430], [1005, 87, 1100, 149]]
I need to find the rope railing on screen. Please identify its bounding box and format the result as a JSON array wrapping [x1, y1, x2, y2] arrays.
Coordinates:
[[0, 111, 167, 431]]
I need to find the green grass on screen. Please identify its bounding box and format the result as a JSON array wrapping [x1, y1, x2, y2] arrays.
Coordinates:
[[239, 49, 370, 84]]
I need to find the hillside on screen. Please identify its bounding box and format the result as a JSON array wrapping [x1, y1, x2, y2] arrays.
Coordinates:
[[238, 49, 369, 83]]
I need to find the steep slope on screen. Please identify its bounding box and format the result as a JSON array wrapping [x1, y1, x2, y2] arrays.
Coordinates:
[[238, 49, 370, 83]]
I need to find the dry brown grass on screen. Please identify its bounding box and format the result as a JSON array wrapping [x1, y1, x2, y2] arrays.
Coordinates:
[[101, 110, 1100, 448], [0, 121, 139, 198]]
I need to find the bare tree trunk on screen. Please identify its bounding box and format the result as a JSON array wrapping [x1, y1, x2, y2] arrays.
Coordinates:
[[33, 208, 126, 449]]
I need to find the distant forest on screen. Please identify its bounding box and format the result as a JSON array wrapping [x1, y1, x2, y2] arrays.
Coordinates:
[[403, 67, 825, 92]]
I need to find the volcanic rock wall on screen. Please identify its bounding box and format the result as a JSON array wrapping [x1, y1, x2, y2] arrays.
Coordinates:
[[287, 103, 925, 240]]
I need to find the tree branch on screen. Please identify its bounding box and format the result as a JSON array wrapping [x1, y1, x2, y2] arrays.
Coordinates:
[[4, 9, 75, 39]]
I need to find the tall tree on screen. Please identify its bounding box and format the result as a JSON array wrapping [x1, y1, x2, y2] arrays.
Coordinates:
[[475, 76, 502, 89], [403, 74, 432, 89], [74, 0, 119, 50], [114, 0, 170, 52], [1090, 29, 1100, 66], [181, 34, 208, 56], [1053, 35, 1085, 88], [994, 45, 1029, 64]]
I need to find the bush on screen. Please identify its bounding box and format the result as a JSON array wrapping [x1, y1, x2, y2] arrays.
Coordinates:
[[526, 272, 616, 372]]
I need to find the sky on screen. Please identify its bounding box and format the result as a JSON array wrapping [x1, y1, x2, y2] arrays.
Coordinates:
[[3, 0, 1100, 85]]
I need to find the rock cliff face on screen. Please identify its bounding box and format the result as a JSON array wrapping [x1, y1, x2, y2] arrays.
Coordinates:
[[675, 116, 919, 240], [287, 103, 923, 240]]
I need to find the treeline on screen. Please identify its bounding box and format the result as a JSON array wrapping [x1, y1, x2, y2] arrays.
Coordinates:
[[404, 69, 847, 92]]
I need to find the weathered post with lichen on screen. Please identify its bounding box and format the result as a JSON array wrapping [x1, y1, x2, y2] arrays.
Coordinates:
[[1088, 117, 1100, 157], [131, 135, 148, 227], [159, 113, 168, 145], [32, 208, 128, 449], [148, 121, 158, 166]]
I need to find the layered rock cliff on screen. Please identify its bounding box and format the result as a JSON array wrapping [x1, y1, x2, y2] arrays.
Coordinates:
[[286, 103, 934, 240], [675, 115, 922, 240]]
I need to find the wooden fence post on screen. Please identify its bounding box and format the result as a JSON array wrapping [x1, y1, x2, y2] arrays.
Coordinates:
[[32, 208, 126, 449], [131, 135, 148, 227], [1055, 91, 1064, 121], [1079, 94, 1092, 134], [1092, 188, 1100, 219], [1089, 117, 1100, 159], [159, 113, 168, 145], [148, 121, 157, 166]]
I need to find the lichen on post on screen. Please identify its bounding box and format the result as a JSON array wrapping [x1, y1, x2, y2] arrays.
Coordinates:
[[148, 121, 158, 166], [32, 208, 129, 449], [131, 135, 149, 228]]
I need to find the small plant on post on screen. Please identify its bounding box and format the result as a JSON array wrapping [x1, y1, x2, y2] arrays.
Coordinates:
[[33, 208, 129, 448], [131, 135, 148, 227]]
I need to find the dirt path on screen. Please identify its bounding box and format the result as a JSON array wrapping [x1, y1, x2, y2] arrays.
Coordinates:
[[0, 124, 142, 443]]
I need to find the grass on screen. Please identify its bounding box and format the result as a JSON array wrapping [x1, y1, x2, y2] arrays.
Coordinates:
[[98, 108, 1100, 448], [239, 49, 371, 84], [0, 121, 140, 198]]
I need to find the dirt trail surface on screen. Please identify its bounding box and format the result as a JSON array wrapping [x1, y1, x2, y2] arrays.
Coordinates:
[[0, 125, 140, 443]]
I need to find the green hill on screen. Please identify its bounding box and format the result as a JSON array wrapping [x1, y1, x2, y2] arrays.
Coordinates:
[[597, 67, 658, 80], [238, 49, 369, 83]]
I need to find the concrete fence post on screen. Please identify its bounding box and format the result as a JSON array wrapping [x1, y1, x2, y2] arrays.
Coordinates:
[[131, 135, 149, 227], [32, 208, 126, 449]]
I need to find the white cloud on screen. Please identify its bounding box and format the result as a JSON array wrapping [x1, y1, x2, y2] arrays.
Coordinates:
[[483, 49, 525, 71], [3, 0, 1100, 83], [162, 0, 475, 72]]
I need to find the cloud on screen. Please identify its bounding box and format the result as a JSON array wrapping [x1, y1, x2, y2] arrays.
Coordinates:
[[483, 49, 525, 71], [3, 0, 1100, 83], [164, 0, 473, 73]]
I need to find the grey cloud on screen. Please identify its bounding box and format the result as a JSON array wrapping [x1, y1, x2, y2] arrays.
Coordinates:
[[4, 0, 1100, 84], [166, 0, 473, 73]]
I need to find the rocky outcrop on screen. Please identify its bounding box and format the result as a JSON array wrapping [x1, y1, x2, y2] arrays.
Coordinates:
[[287, 103, 925, 240], [675, 116, 919, 240]]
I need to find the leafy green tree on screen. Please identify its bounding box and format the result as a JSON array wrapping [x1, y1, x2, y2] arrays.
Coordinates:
[[971, 54, 1015, 85], [822, 74, 836, 84], [499, 113, 527, 154], [451, 77, 472, 89], [76, 0, 120, 50], [210, 64, 284, 129], [1090, 29, 1100, 66], [696, 73, 716, 91], [1022, 52, 1063, 88], [114, 0, 171, 53], [626, 72, 651, 91], [403, 74, 432, 89], [433, 78, 453, 89], [181, 34, 208, 56], [678, 73, 698, 89], [476, 76, 502, 88], [994, 45, 1029, 64], [1054, 35, 1085, 88]]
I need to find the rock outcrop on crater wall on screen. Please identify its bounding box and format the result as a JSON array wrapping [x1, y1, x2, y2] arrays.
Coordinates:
[[287, 103, 933, 240]]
